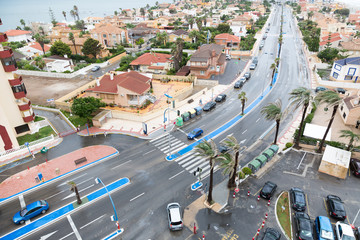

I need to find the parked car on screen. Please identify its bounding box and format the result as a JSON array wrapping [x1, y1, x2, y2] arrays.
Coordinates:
[[234, 80, 244, 89], [263, 34, 267, 40], [350, 158, 360, 177], [91, 65, 100, 72], [13, 200, 49, 224], [240, 76, 247, 82], [315, 216, 334, 240], [260, 181, 277, 199], [290, 187, 306, 212], [244, 72, 251, 80], [262, 228, 281, 240], [335, 222, 356, 240], [335, 88, 346, 94], [354, 227, 360, 240], [259, 44, 264, 50], [326, 195, 347, 221], [252, 57, 258, 65], [294, 212, 314, 240], [315, 86, 328, 93], [226, 54, 231, 60], [166, 203, 183, 231], [250, 63, 257, 70], [203, 101, 216, 111], [187, 128, 203, 140], [215, 94, 227, 102]]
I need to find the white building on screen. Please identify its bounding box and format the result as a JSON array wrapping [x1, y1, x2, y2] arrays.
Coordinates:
[[44, 55, 74, 73], [330, 57, 360, 83], [4, 30, 32, 43]]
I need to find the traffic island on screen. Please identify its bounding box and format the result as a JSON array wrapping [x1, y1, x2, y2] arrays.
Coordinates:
[[275, 191, 292, 239]]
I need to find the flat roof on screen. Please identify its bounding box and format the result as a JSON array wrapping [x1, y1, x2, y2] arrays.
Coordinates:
[[303, 123, 331, 141]]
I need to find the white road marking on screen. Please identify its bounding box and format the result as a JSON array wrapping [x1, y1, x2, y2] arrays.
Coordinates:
[[242, 129, 247, 134], [177, 128, 187, 135], [169, 170, 185, 180], [47, 190, 65, 200], [77, 177, 94, 186], [256, 118, 260, 122], [58, 174, 87, 187], [142, 149, 156, 156], [80, 215, 105, 229], [130, 192, 145, 202], [352, 208, 360, 225], [199, 125, 206, 128], [19, 194, 26, 208], [40, 231, 58, 240], [67, 215, 82, 240], [62, 184, 94, 200], [111, 160, 132, 170], [59, 232, 74, 240]]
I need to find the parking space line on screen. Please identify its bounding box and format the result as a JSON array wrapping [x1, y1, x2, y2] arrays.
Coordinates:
[[253, 187, 262, 197], [305, 194, 310, 217], [323, 198, 328, 214]]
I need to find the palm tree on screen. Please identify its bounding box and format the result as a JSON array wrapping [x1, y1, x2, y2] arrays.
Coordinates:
[[222, 135, 243, 188], [68, 32, 77, 55], [261, 99, 284, 144], [70, 10, 76, 21], [339, 130, 360, 151], [238, 91, 247, 115], [289, 87, 313, 149], [315, 90, 342, 153], [73, 5, 80, 20], [216, 153, 235, 186], [34, 33, 50, 55], [62, 11, 67, 21], [20, 19, 26, 29], [188, 17, 195, 30], [196, 17, 203, 31], [172, 38, 184, 71], [194, 139, 218, 205], [270, 63, 276, 80], [68, 181, 82, 204]]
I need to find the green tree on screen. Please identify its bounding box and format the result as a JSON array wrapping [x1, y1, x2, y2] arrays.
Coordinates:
[[289, 87, 313, 149], [188, 17, 195, 29], [172, 38, 184, 71], [136, 38, 144, 45], [20, 19, 26, 29], [49, 8, 58, 27], [114, 10, 118, 16], [68, 181, 82, 205], [196, 17, 203, 32], [71, 97, 106, 120], [315, 91, 342, 153], [82, 38, 103, 58], [62, 11, 67, 21], [222, 135, 243, 188], [317, 47, 340, 63], [140, 8, 146, 17], [118, 55, 136, 71], [50, 40, 72, 57], [34, 33, 50, 55], [238, 91, 247, 115], [194, 139, 218, 205], [334, 8, 350, 17], [75, 20, 86, 31], [73, 5, 80, 20], [68, 33, 77, 55], [261, 99, 284, 144], [34, 56, 45, 69], [70, 10, 76, 21], [307, 11, 314, 20], [217, 23, 232, 33], [339, 130, 360, 151], [270, 63, 276, 80]]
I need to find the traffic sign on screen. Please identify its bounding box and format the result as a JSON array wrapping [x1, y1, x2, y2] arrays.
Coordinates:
[[235, 188, 239, 193], [191, 181, 203, 191]]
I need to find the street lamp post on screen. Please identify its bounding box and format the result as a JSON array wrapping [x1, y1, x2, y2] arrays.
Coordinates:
[[95, 177, 122, 233], [164, 93, 173, 157]]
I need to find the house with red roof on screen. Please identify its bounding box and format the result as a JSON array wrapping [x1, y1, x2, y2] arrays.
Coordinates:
[[214, 33, 241, 49], [319, 33, 343, 51], [130, 52, 173, 74], [85, 71, 152, 107], [17, 42, 51, 58], [4, 30, 32, 42]]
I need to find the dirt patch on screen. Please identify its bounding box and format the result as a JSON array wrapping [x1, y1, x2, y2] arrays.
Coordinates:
[[22, 75, 93, 106]]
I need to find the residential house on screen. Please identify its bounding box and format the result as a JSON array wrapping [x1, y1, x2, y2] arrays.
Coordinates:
[[100, 16, 127, 29], [59, 37, 87, 56], [49, 26, 81, 43], [4, 30, 32, 42], [85, 71, 151, 107], [84, 17, 104, 27], [128, 24, 159, 43], [188, 43, 226, 79], [168, 29, 191, 43], [43, 55, 74, 72], [30, 22, 52, 35], [339, 39, 360, 57], [214, 33, 240, 50], [130, 52, 173, 74], [329, 57, 360, 83], [317, 17, 347, 38], [348, 11, 360, 27], [17, 42, 51, 58], [159, 3, 171, 9], [155, 17, 170, 27], [319, 33, 342, 50], [90, 23, 128, 48], [339, 92, 360, 128]]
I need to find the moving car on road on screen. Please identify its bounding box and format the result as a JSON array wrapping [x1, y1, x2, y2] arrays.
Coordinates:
[[262, 228, 281, 240], [203, 101, 216, 111], [335, 222, 355, 240], [315, 216, 334, 240], [187, 128, 203, 140], [13, 200, 49, 224], [350, 158, 360, 177], [215, 94, 227, 102], [290, 187, 306, 212], [91, 65, 100, 72], [252, 57, 258, 65], [326, 195, 346, 221], [167, 203, 183, 231], [260, 181, 277, 199], [294, 212, 314, 240]]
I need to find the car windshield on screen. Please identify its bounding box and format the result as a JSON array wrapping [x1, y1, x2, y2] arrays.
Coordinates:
[[320, 230, 333, 239], [20, 208, 28, 217], [295, 193, 305, 205], [172, 221, 182, 225], [264, 233, 278, 240], [190, 130, 197, 135], [334, 202, 345, 211], [40, 200, 46, 206], [342, 236, 355, 240], [300, 230, 312, 237]]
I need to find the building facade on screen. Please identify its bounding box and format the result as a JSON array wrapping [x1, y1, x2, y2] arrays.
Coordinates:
[[330, 57, 360, 83]]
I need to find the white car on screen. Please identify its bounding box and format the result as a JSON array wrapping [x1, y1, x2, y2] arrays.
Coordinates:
[[335, 222, 356, 240], [167, 203, 183, 231]]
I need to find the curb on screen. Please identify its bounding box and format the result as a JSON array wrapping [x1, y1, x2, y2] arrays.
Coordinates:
[[274, 191, 291, 240]]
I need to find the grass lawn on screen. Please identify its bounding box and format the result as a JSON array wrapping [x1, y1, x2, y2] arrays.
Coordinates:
[[61, 110, 88, 127], [276, 191, 292, 239], [17, 126, 55, 146], [34, 116, 45, 122]]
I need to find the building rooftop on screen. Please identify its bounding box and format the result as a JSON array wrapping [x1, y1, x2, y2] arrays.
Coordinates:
[[130, 52, 172, 66]]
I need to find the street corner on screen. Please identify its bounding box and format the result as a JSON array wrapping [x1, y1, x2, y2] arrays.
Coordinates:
[[183, 194, 207, 231]]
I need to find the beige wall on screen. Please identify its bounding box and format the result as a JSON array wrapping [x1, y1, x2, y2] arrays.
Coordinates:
[[340, 102, 360, 126]]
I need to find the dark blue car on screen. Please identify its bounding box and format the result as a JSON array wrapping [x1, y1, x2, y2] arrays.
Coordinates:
[[13, 200, 49, 224], [187, 128, 203, 140]]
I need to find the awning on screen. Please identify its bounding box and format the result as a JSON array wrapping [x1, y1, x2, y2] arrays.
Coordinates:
[[303, 123, 331, 141]]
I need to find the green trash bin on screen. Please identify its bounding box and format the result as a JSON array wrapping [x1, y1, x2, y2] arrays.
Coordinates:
[[262, 149, 275, 159], [255, 154, 268, 167], [41, 147, 48, 153], [176, 117, 183, 127], [248, 159, 261, 173]]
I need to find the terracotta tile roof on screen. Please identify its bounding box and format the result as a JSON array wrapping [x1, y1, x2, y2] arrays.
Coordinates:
[[321, 33, 341, 41], [319, 36, 342, 46], [90, 23, 126, 35], [171, 29, 189, 36], [5, 30, 32, 36], [88, 71, 150, 95], [130, 52, 172, 66], [190, 44, 224, 62], [148, 65, 164, 70], [28, 42, 51, 52], [340, 39, 360, 51], [214, 33, 240, 43]]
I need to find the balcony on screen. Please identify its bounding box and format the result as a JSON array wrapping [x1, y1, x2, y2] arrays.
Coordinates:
[[14, 91, 26, 99], [8, 76, 23, 86], [0, 33, 8, 42], [2, 57, 18, 72], [18, 99, 31, 111], [0, 48, 13, 59], [23, 113, 35, 123], [128, 95, 147, 106]]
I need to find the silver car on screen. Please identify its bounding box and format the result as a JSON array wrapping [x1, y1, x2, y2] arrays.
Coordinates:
[[249, 63, 256, 70], [167, 203, 183, 231]]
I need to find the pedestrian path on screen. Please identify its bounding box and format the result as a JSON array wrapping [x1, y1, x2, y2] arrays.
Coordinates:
[[149, 134, 188, 155]]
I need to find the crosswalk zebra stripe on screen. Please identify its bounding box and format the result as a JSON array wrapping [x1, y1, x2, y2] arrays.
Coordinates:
[[185, 158, 208, 171], [201, 166, 219, 179], [149, 135, 165, 143], [177, 154, 196, 164], [174, 152, 193, 162], [164, 145, 187, 154], [159, 141, 183, 151], [182, 156, 203, 168], [153, 136, 176, 146]]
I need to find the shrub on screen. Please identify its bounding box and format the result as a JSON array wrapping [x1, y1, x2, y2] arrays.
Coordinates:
[[242, 167, 252, 175], [63, 70, 71, 73], [285, 142, 293, 148], [238, 171, 245, 179]]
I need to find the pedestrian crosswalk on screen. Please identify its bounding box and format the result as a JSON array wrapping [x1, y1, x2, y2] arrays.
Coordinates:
[[150, 134, 219, 179]]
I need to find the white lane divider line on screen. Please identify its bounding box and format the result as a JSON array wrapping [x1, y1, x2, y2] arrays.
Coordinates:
[[256, 118, 260, 123], [130, 192, 145, 202], [80, 214, 105, 230], [58, 173, 87, 187], [143, 149, 156, 156], [67, 215, 82, 240], [111, 160, 132, 170], [169, 170, 185, 180], [47, 190, 65, 200], [77, 177, 94, 186], [242, 129, 248, 134], [19, 194, 26, 208], [59, 232, 74, 240]]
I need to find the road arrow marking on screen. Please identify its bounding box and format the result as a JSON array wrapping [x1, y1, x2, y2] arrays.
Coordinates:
[[40, 231, 58, 240]]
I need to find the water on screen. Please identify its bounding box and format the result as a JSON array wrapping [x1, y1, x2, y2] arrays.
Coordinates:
[[0, 0, 171, 31]]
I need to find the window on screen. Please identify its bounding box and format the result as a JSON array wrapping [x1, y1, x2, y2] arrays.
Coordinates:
[[334, 64, 341, 71], [113, 34, 116, 38], [345, 75, 353, 80], [100, 93, 106, 99], [332, 72, 339, 79], [11, 83, 27, 94], [103, 34, 107, 38], [200, 70, 205, 75], [15, 124, 30, 134], [348, 67, 356, 76], [107, 94, 115, 100], [93, 34, 98, 39], [343, 113, 346, 119], [341, 105, 343, 111], [197, 62, 200, 66], [202, 62, 206, 66], [211, 66, 215, 70]]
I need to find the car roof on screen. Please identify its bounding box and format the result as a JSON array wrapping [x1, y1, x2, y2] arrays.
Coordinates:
[[328, 195, 341, 202], [338, 223, 355, 236], [193, 128, 202, 131], [26, 201, 41, 210], [317, 216, 332, 231]]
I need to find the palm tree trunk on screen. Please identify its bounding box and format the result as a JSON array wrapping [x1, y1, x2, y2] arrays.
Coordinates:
[[274, 120, 280, 144], [317, 105, 338, 153], [73, 43, 78, 55], [241, 100, 245, 115], [74, 186, 82, 204], [207, 158, 213, 204], [228, 151, 239, 188], [347, 139, 354, 151], [294, 103, 308, 149]]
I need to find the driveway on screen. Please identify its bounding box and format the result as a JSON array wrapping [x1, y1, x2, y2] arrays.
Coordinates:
[[34, 109, 73, 133], [210, 58, 249, 85]]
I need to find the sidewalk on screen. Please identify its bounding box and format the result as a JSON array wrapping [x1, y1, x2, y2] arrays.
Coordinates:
[[0, 145, 117, 200]]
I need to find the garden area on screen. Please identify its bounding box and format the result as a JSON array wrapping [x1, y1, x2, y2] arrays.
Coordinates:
[[276, 191, 292, 239], [16, 126, 55, 146]]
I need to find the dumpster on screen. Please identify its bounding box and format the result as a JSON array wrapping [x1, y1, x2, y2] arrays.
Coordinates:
[[181, 112, 190, 122], [262, 149, 275, 159], [248, 159, 261, 173], [176, 117, 183, 127], [189, 109, 196, 118], [194, 106, 202, 116], [255, 154, 268, 167], [41, 146, 48, 153], [269, 145, 279, 154]]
